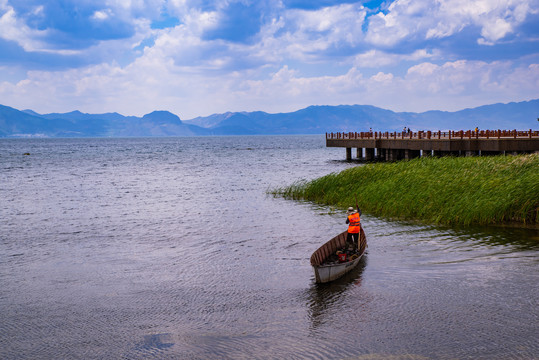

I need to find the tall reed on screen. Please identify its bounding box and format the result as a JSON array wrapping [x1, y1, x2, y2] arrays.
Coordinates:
[[271, 154, 538, 226]]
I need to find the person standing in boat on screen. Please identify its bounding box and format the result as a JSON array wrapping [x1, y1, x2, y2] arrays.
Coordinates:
[[346, 206, 361, 250]]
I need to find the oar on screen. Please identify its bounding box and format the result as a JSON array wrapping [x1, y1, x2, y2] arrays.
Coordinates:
[[354, 194, 361, 251], [350, 193, 367, 251]]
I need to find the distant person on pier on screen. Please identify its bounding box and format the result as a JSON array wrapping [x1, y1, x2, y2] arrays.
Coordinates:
[[346, 206, 361, 251]]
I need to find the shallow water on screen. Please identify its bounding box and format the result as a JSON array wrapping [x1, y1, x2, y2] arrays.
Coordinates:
[[1, 136, 537, 359]]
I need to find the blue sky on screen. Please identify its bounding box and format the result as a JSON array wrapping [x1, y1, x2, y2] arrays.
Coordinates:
[[0, 0, 538, 119]]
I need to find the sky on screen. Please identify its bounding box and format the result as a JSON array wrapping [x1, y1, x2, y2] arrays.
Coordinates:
[[0, 0, 538, 119]]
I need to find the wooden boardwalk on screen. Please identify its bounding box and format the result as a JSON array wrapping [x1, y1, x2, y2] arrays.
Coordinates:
[[326, 130, 539, 161]]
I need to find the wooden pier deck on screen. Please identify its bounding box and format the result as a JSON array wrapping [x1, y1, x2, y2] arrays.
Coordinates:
[[326, 129, 539, 161]]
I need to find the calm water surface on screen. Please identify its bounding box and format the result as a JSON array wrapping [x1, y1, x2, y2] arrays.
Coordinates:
[[1, 136, 537, 359]]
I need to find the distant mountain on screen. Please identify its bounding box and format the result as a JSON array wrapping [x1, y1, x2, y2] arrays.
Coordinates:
[[399, 100, 539, 131], [0, 105, 81, 137], [185, 106, 398, 134], [112, 110, 207, 137], [1, 100, 537, 138], [185, 100, 539, 135], [0, 105, 209, 137]]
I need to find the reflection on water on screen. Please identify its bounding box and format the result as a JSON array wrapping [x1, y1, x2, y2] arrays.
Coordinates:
[[133, 333, 175, 358], [307, 257, 368, 331], [452, 224, 539, 250]]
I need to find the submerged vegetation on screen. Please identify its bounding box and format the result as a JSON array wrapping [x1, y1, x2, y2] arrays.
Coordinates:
[[271, 154, 539, 226]]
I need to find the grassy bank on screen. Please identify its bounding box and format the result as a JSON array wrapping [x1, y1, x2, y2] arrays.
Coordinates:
[[271, 154, 539, 226]]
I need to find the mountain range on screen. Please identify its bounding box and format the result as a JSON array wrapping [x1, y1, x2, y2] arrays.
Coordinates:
[[1, 100, 537, 138]]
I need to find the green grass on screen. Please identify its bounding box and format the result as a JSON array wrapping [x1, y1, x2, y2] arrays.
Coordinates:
[[271, 154, 539, 226]]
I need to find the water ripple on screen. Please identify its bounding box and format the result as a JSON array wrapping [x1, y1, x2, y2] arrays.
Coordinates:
[[1, 137, 537, 360]]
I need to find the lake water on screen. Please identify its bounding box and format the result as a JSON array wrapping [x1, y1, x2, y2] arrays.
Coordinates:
[[1, 136, 538, 360]]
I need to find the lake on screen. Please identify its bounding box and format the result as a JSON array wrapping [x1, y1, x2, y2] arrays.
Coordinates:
[[1, 136, 537, 359]]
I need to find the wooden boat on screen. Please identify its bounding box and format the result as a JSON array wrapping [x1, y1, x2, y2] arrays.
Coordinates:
[[310, 228, 367, 283]]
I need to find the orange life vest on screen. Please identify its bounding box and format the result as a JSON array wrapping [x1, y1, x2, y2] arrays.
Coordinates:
[[347, 212, 360, 233]]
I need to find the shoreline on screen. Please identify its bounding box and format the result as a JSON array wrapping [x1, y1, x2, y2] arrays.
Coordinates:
[[272, 154, 539, 227]]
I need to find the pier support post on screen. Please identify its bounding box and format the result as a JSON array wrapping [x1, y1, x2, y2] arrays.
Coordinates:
[[399, 149, 406, 160], [365, 148, 375, 161], [387, 149, 394, 161], [346, 147, 352, 161], [388, 149, 399, 161], [356, 148, 362, 159], [379, 148, 387, 161], [405, 149, 420, 160]]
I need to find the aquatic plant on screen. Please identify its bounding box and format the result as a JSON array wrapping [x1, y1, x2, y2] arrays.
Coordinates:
[[271, 154, 539, 226]]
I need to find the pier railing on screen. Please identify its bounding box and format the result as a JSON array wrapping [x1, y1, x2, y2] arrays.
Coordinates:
[[326, 129, 539, 140]]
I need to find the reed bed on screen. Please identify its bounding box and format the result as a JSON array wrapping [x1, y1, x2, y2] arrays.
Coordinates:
[[271, 154, 539, 226]]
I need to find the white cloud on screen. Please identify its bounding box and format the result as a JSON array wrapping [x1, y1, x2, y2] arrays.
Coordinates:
[[2, 54, 537, 119], [0, 5, 49, 52], [106, 0, 163, 17], [354, 49, 436, 68], [399, 59, 539, 107], [365, 0, 427, 46], [443, 0, 533, 44], [31, 5, 44, 16], [92, 9, 112, 21], [407, 62, 440, 76], [140, 10, 233, 72], [277, 4, 367, 58], [367, 0, 536, 46], [478, 18, 513, 45], [371, 72, 394, 82]]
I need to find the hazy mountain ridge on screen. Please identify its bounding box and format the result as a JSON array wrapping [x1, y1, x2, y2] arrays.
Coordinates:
[[1, 100, 537, 138]]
